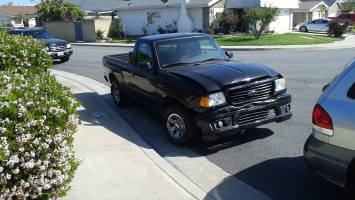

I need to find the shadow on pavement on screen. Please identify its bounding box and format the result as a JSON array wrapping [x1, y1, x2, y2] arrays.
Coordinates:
[[205, 156, 348, 200], [74, 92, 274, 158], [75, 91, 349, 200]]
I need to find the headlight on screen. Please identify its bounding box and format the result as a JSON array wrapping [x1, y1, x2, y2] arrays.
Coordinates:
[[50, 44, 56, 51], [200, 92, 226, 108], [275, 78, 287, 92], [66, 43, 71, 49]]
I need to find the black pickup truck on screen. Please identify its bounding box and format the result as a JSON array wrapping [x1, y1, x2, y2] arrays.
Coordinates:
[[8, 28, 73, 62], [103, 33, 292, 145]]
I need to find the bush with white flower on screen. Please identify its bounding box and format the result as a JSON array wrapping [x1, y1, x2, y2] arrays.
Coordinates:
[[0, 31, 80, 199]]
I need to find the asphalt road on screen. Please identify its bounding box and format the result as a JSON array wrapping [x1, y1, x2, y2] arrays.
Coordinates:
[[54, 46, 355, 200]]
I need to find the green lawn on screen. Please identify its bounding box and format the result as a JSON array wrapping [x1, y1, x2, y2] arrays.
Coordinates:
[[108, 35, 137, 44], [105, 33, 342, 46], [214, 33, 342, 46]]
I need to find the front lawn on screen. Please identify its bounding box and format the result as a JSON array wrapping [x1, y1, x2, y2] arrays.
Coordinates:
[[104, 33, 342, 46], [214, 33, 342, 46], [108, 35, 138, 44]]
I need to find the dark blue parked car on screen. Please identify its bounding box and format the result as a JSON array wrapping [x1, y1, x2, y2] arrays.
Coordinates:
[[8, 27, 73, 62]]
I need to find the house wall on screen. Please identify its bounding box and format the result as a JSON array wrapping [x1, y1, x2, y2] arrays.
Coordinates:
[[328, 4, 341, 17], [0, 13, 11, 26], [118, 7, 205, 35], [268, 9, 293, 33], [45, 21, 96, 42], [45, 21, 76, 41], [188, 8, 203, 31], [93, 16, 113, 38], [227, 0, 298, 8], [260, 0, 298, 8]]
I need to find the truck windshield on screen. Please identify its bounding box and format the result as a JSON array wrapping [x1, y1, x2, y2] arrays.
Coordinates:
[[155, 36, 226, 68]]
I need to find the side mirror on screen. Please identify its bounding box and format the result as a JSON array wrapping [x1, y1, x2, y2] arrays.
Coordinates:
[[225, 51, 234, 59], [138, 61, 152, 71], [322, 83, 330, 92]]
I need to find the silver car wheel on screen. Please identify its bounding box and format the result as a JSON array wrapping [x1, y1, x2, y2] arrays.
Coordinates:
[[166, 113, 186, 140], [112, 82, 121, 103]]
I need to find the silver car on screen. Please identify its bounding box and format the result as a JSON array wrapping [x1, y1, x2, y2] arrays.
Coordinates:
[[296, 19, 330, 32], [304, 59, 355, 196]]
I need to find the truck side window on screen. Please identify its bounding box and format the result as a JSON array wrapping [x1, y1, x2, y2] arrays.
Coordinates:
[[347, 83, 355, 100], [136, 42, 153, 67]]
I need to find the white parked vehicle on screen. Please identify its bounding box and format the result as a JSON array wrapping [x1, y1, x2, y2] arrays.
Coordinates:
[[304, 59, 355, 197], [296, 19, 331, 32]]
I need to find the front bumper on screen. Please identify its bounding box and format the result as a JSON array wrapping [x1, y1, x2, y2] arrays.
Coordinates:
[[304, 135, 355, 187], [196, 93, 292, 142], [48, 49, 73, 59]]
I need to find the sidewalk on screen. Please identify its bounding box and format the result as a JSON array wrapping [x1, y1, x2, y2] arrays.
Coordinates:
[[72, 34, 355, 51], [52, 70, 212, 200]]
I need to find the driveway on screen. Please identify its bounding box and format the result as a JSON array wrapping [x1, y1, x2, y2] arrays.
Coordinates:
[[54, 46, 355, 200]]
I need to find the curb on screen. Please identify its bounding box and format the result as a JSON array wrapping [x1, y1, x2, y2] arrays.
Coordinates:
[[51, 69, 215, 200]]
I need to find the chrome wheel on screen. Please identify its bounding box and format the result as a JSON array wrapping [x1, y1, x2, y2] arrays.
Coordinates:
[[300, 26, 307, 32], [112, 82, 121, 103], [166, 113, 186, 140]]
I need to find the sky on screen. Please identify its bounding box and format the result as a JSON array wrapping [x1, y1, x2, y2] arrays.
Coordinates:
[[0, 0, 38, 5]]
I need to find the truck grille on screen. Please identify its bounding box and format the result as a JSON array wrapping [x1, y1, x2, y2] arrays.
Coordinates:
[[238, 109, 276, 126], [228, 80, 274, 106], [55, 45, 66, 52]]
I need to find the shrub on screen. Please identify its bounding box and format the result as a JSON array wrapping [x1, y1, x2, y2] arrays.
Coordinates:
[[0, 31, 52, 74], [245, 6, 279, 39], [157, 21, 177, 34], [328, 21, 349, 37], [36, 0, 85, 22], [0, 30, 80, 199], [218, 9, 240, 34], [96, 30, 104, 40], [108, 18, 124, 38]]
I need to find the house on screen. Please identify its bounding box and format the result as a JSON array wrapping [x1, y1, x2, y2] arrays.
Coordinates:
[[293, 0, 342, 26], [69, 0, 225, 35], [0, 5, 38, 27], [226, 0, 300, 33], [69, 0, 342, 36]]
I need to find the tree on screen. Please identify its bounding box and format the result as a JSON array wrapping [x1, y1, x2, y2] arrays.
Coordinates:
[[36, 0, 85, 22], [244, 6, 278, 39], [341, 0, 355, 11]]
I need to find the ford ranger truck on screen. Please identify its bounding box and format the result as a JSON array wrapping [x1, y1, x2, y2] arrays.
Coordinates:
[[102, 33, 292, 145]]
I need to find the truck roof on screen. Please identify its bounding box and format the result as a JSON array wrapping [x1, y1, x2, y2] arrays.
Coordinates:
[[139, 33, 208, 42]]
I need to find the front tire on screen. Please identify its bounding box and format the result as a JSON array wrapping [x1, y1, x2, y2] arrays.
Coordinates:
[[163, 105, 199, 146], [111, 78, 128, 107], [299, 26, 308, 32]]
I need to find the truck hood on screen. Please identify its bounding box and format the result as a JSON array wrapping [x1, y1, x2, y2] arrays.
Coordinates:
[[41, 38, 69, 47], [166, 61, 279, 92]]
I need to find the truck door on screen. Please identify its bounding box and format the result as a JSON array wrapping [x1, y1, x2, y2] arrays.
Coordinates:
[[129, 41, 159, 105]]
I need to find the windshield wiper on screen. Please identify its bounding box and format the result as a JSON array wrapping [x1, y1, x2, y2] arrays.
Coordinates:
[[163, 62, 194, 68], [198, 58, 225, 63]]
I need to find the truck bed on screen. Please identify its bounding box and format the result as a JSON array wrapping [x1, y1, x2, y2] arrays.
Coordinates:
[[107, 53, 130, 63]]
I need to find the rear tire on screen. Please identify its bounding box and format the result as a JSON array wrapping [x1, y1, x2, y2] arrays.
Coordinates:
[[162, 105, 199, 146], [299, 26, 308, 32], [111, 78, 128, 107]]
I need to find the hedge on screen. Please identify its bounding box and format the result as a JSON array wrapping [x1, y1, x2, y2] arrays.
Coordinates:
[[0, 30, 80, 199]]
